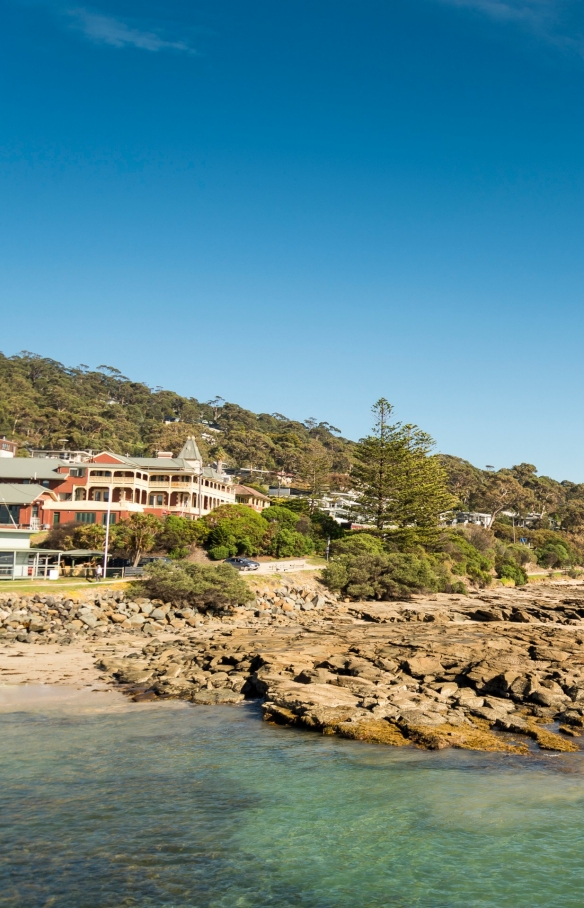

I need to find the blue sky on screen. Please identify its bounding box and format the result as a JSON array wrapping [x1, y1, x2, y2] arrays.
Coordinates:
[[2, 0, 584, 478]]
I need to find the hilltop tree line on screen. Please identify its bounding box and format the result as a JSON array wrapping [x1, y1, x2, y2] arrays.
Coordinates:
[[0, 352, 353, 483]]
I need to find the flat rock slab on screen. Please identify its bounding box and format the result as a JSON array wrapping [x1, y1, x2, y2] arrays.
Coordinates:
[[192, 689, 245, 705], [268, 680, 360, 714]]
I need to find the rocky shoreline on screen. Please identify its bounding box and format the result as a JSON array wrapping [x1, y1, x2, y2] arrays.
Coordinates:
[[3, 576, 584, 753]]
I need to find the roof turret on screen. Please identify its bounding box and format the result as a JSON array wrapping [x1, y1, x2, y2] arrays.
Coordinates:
[[178, 436, 203, 466]]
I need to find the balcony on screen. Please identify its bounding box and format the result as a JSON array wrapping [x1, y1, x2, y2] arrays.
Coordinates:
[[148, 480, 193, 489]]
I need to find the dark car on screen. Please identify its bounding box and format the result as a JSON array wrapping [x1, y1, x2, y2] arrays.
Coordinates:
[[224, 556, 260, 571]]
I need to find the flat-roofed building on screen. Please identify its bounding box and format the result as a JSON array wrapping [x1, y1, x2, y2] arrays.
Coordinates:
[[0, 527, 63, 579]]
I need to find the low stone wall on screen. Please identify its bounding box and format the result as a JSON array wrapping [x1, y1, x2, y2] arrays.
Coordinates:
[[256, 560, 307, 574]]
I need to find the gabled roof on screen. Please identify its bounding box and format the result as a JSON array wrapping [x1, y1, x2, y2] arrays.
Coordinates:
[[235, 484, 270, 500], [0, 458, 67, 481], [0, 483, 57, 505], [91, 452, 137, 466], [202, 466, 231, 482]]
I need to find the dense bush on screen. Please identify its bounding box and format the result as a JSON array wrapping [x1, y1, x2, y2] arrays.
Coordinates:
[[436, 531, 494, 587], [203, 505, 269, 559], [497, 561, 528, 586], [535, 540, 572, 569], [154, 515, 201, 559], [263, 506, 299, 530], [137, 560, 254, 612], [267, 528, 314, 558], [330, 533, 385, 557], [262, 506, 314, 558], [324, 529, 499, 597], [322, 551, 441, 600], [200, 503, 315, 560]]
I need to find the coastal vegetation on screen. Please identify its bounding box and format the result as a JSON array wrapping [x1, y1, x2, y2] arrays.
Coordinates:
[[6, 351, 584, 598], [136, 561, 254, 613]]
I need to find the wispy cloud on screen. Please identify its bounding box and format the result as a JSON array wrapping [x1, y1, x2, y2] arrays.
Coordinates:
[[67, 8, 195, 53], [438, 0, 552, 23], [436, 0, 584, 55]]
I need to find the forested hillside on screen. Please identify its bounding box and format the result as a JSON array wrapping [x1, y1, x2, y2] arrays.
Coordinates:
[[3, 351, 584, 542], [0, 352, 353, 480]]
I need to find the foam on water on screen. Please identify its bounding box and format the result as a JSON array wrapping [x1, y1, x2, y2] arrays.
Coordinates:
[[1, 685, 584, 907]]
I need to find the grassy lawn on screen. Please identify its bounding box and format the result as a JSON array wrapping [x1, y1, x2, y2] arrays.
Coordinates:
[[526, 571, 565, 582], [0, 578, 131, 595]]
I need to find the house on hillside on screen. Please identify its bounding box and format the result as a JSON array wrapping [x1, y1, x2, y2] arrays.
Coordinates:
[[0, 437, 17, 458], [234, 484, 271, 512], [441, 511, 492, 528]]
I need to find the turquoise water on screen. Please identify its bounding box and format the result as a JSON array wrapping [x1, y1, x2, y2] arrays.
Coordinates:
[[2, 689, 584, 907]]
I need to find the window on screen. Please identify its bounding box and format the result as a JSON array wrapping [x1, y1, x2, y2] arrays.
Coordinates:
[[149, 494, 164, 506], [53, 513, 61, 525], [90, 470, 112, 477], [42, 480, 50, 487], [102, 513, 117, 526], [76, 512, 96, 523]]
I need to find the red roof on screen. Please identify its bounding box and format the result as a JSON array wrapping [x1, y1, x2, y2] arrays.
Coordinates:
[[235, 484, 270, 500]]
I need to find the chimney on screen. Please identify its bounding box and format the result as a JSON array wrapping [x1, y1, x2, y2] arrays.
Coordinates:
[[156, 451, 174, 459]]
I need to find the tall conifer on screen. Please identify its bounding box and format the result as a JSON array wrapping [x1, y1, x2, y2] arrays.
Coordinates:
[[352, 399, 454, 533]]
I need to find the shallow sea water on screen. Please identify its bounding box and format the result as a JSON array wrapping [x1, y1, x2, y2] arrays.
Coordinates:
[[1, 686, 584, 907]]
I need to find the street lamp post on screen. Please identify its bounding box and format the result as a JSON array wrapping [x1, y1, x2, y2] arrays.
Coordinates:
[[102, 482, 113, 579]]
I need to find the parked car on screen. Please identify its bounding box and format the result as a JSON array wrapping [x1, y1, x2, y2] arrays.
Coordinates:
[[224, 556, 260, 571]]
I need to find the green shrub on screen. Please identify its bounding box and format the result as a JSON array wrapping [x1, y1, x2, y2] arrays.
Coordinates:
[[322, 551, 440, 600], [208, 545, 232, 561], [308, 509, 345, 554], [137, 560, 254, 612], [497, 561, 527, 586], [449, 580, 469, 594], [434, 531, 493, 587], [156, 515, 203, 559], [330, 533, 384, 557], [204, 505, 268, 557], [505, 543, 532, 566], [267, 528, 314, 558], [263, 506, 300, 530], [535, 541, 572, 569]]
